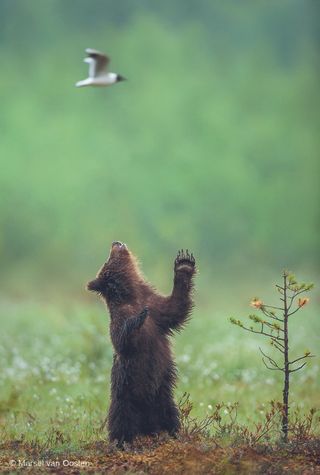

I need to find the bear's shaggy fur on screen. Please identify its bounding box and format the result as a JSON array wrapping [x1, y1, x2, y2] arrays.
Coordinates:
[[87, 241, 196, 445]]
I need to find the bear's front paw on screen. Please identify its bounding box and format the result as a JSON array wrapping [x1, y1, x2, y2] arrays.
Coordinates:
[[174, 249, 196, 273], [137, 306, 148, 327]]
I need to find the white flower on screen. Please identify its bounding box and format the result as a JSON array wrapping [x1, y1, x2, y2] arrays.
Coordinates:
[[180, 354, 191, 363]]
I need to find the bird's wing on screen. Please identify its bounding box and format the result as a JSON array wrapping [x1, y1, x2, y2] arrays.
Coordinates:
[[85, 48, 110, 78]]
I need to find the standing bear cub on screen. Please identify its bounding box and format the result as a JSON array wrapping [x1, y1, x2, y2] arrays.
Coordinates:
[[87, 241, 196, 445]]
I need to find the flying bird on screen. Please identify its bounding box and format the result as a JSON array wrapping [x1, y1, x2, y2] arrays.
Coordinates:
[[75, 48, 126, 88]]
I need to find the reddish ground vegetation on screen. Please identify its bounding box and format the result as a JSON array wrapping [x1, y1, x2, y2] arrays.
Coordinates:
[[0, 436, 319, 474]]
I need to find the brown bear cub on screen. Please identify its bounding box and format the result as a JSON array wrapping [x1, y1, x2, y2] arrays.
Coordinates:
[[87, 241, 196, 445]]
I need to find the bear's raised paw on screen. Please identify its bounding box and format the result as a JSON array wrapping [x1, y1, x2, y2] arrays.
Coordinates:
[[174, 249, 196, 273]]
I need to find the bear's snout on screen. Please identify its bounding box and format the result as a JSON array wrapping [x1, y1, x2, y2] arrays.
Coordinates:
[[112, 241, 127, 250]]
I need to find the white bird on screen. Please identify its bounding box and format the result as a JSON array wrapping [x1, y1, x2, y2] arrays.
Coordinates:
[[75, 48, 126, 88]]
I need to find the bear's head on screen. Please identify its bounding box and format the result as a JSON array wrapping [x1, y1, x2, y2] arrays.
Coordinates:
[[87, 241, 142, 305]]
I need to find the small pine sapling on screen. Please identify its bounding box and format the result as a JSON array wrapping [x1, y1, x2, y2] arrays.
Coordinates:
[[230, 271, 315, 442]]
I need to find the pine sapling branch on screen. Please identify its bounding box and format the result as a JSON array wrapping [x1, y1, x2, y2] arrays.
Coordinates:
[[229, 270, 314, 443]]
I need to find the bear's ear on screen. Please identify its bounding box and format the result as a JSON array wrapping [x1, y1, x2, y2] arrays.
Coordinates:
[[86, 278, 103, 293]]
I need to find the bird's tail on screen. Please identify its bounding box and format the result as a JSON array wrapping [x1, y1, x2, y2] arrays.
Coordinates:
[[75, 79, 90, 88]]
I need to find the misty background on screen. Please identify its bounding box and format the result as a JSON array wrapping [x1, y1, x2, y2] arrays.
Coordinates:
[[1, 0, 319, 298]]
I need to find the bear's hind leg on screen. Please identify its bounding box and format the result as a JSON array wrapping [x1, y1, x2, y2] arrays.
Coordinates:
[[139, 401, 163, 436], [156, 384, 180, 436], [108, 398, 142, 446], [160, 400, 180, 436]]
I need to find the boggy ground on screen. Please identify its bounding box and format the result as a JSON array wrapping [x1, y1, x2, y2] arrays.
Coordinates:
[[1, 300, 319, 474], [0, 435, 320, 474]]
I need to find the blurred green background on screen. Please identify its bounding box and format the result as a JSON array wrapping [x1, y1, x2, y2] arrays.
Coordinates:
[[0, 0, 319, 446]]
